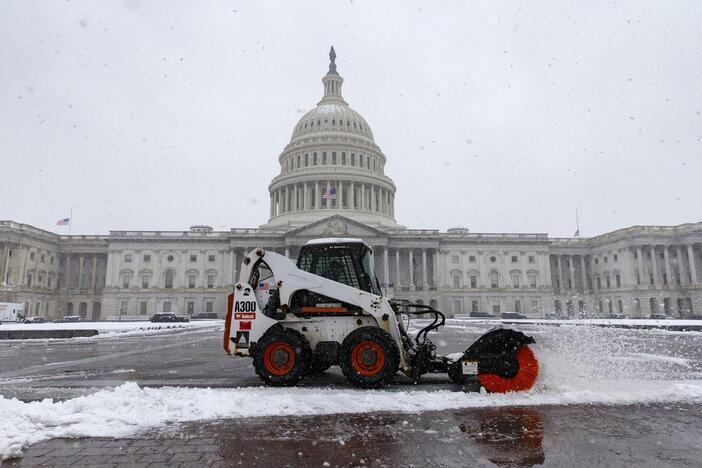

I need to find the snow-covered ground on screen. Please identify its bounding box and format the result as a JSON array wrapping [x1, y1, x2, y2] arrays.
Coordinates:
[[0, 320, 223, 338], [2, 319, 701, 459], [2, 379, 701, 460]]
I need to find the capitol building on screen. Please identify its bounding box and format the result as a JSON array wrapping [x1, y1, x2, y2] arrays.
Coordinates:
[[2, 49, 701, 321]]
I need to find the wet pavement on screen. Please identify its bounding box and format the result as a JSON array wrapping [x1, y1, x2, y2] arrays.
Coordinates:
[[1, 322, 702, 466], [3, 403, 701, 467]]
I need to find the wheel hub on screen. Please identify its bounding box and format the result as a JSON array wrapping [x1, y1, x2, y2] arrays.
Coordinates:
[[272, 348, 290, 366], [360, 348, 377, 365]]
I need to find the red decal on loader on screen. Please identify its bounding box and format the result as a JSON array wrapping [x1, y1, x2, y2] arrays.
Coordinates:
[[239, 321, 252, 331], [235, 312, 256, 320]]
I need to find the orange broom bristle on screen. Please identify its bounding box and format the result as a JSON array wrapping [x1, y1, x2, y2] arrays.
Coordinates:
[[478, 345, 539, 393]]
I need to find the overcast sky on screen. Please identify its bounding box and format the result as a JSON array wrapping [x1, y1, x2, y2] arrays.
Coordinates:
[[1, 1, 700, 237]]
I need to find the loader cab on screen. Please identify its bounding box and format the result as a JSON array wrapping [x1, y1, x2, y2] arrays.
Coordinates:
[[297, 238, 382, 295]]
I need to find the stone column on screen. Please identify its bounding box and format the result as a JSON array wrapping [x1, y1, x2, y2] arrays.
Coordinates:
[[0, 243, 8, 284], [651, 245, 660, 286], [78, 255, 84, 291], [383, 248, 389, 287], [314, 182, 319, 209], [676, 246, 685, 285], [350, 182, 355, 209], [339, 181, 344, 209], [326, 181, 331, 209], [361, 184, 366, 210], [580, 255, 587, 291], [556, 255, 563, 291], [293, 184, 298, 211], [422, 249, 427, 288], [284, 186, 289, 213], [568, 255, 575, 290], [302, 183, 307, 210], [637, 246, 644, 285], [408, 249, 414, 289], [663, 246, 672, 286], [91, 256, 97, 291], [395, 249, 401, 289], [688, 244, 698, 284]]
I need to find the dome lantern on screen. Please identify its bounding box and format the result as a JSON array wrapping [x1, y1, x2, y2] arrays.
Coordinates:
[[321, 46, 345, 104]]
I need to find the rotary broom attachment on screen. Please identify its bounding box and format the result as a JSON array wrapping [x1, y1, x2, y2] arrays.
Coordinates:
[[393, 301, 539, 393]]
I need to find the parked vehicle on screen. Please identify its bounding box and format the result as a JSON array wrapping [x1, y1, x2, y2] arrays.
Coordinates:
[[649, 314, 668, 320], [607, 314, 626, 319], [469, 311, 496, 318], [56, 315, 84, 323], [23, 317, 45, 324], [0, 302, 25, 322], [150, 313, 189, 323], [192, 312, 219, 319], [501, 312, 527, 320]]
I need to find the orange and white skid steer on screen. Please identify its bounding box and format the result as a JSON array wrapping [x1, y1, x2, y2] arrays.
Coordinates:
[[223, 238, 539, 392]]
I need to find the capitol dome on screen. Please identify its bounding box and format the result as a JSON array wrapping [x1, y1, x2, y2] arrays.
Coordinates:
[[264, 47, 401, 229]]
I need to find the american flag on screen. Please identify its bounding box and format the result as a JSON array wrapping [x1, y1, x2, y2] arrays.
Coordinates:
[[258, 282, 270, 290], [322, 187, 337, 200], [56, 218, 70, 226]]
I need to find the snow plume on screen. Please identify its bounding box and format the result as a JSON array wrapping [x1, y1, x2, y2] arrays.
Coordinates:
[[3, 379, 702, 460]]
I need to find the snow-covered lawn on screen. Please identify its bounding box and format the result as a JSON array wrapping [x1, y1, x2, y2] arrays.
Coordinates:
[[1, 379, 701, 460], [0, 320, 222, 338]]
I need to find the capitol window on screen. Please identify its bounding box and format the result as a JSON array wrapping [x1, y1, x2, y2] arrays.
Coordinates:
[[332, 152, 337, 164], [167, 255, 174, 262], [313, 153, 317, 165], [451, 255, 459, 263], [360, 155, 364, 168], [452, 275, 460, 289], [511, 273, 520, 288], [469, 256, 476, 262], [190, 254, 197, 262], [188, 274, 196, 289], [124, 254, 132, 263], [511, 256, 518, 263], [322, 152, 327, 164], [490, 271, 499, 288], [208, 254, 215, 262], [304, 154, 308, 166], [143, 254, 151, 263], [207, 274, 215, 288], [165, 270, 174, 289], [351, 153, 355, 165], [141, 274, 150, 289], [528, 256, 535, 263], [341, 153, 346, 165], [470, 275, 477, 288]]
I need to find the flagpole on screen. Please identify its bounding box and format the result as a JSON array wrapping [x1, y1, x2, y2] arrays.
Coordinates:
[[68, 206, 73, 235]]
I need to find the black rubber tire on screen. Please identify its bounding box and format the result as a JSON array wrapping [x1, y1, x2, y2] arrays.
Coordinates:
[[340, 327, 400, 389], [253, 327, 312, 386]]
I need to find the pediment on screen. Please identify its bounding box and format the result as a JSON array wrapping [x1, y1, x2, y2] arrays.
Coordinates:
[[286, 215, 387, 242]]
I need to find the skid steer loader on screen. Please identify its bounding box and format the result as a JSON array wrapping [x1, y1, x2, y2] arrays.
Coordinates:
[[224, 239, 539, 392]]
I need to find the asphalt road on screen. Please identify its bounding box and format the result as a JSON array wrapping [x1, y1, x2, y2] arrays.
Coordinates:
[[2, 322, 702, 467]]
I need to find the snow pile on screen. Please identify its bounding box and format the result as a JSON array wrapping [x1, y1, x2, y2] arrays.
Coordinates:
[[2, 377, 702, 460]]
